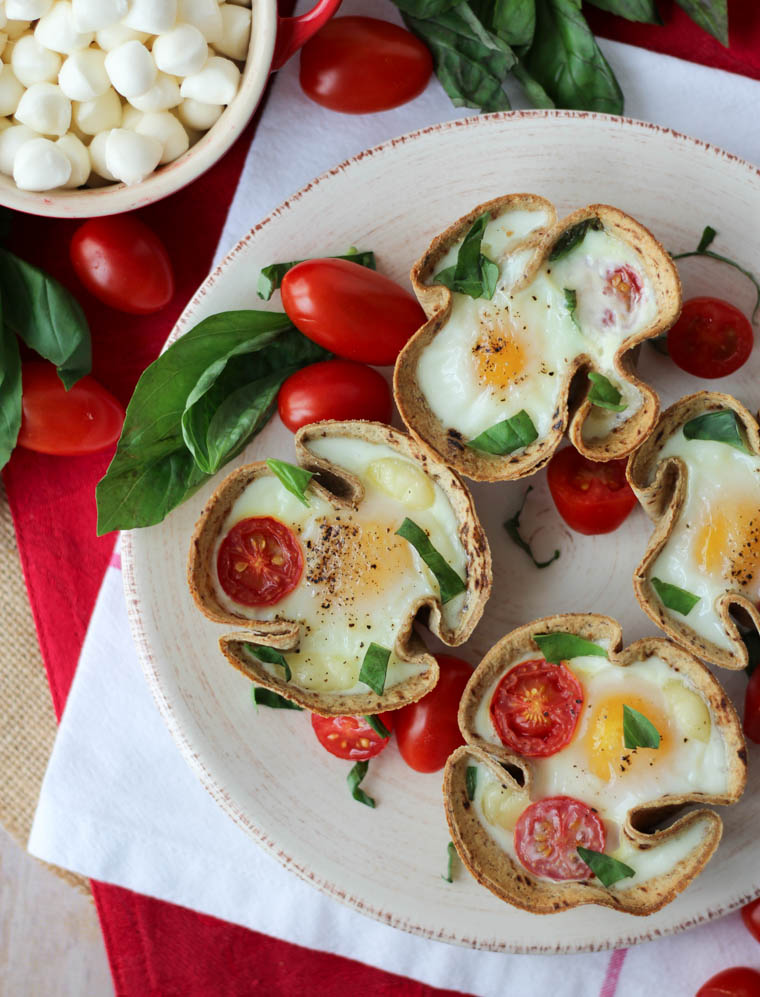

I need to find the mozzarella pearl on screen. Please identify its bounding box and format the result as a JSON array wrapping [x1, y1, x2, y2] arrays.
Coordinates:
[[95, 23, 149, 50], [34, 3, 93, 54], [7, 1, 52, 18], [215, 4, 250, 61], [13, 135, 71, 188], [127, 72, 180, 112], [73, 86, 122, 133], [11, 33, 61, 86], [0, 64, 24, 116], [56, 130, 90, 186], [104, 126, 162, 184], [105, 40, 156, 98], [177, 0, 222, 43], [15, 81, 71, 135], [153, 24, 207, 77], [0, 123, 37, 174], [120, 104, 142, 129], [58, 49, 109, 100], [180, 56, 239, 105], [176, 96, 222, 130], [134, 109, 188, 163], [71, 0, 128, 33], [87, 128, 114, 178], [124, 0, 177, 35]]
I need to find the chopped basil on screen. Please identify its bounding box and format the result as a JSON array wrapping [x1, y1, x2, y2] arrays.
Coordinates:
[[468, 409, 538, 456], [433, 213, 500, 300], [465, 766, 477, 801], [395, 518, 467, 604], [348, 760, 375, 808], [623, 704, 660, 750], [257, 249, 376, 301], [365, 714, 391, 739], [266, 457, 314, 506], [244, 643, 292, 682], [651, 577, 700, 616], [442, 841, 457, 883], [682, 409, 749, 453], [549, 218, 603, 262], [252, 687, 303, 710], [503, 485, 560, 570], [533, 632, 607, 664], [576, 846, 635, 888], [587, 371, 627, 412], [564, 287, 579, 327], [359, 643, 391, 696], [672, 225, 759, 322]]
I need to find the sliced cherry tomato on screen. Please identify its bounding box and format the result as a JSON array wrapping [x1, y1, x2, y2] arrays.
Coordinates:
[[278, 359, 392, 432], [17, 362, 124, 456], [217, 517, 303, 607], [70, 215, 174, 314], [547, 446, 636, 535], [280, 258, 425, 366], [667, 297, 753, 379], [514, 796, 605, 881], [489, 659, 583, 758], [741, 898, 760, 943], [744, 667, 760, 744], [299, 16, 432, 114], [311, 713, 394, 760], [604, 264, 642, 312], [696, 967, 760, 997], [393, 655, 472, 773]]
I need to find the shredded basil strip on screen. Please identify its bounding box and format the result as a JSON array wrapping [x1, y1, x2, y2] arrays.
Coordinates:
[[359, 643, 391, 696], [564, 287, 579, 327], [252, 687, 303, 710], [395, 518, 467, 604], [672, 225, 760, 322], [503, 485, 560, 570], [468, 409, 538, 456], [433, 213, 500, 300], [245, 643, 291, 683], [266, 458, 314, 506], [651, 577, 700, 617], [682, 409, 750, 453], [348, 760, 376, 808], [465, 766, 477, 802], [365, 714, 391, 739], [442, 841, 457, 883], [587, 371, 627, 412], [577, 846, 635, 888], [257, 249, 376, 301], [549, 218, 603, 261], [533, 632, 607, 664], [623, 704, 660, 750]]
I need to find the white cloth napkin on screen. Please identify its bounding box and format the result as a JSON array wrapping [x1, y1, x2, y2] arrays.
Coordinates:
[[29, 3, 760, 993]]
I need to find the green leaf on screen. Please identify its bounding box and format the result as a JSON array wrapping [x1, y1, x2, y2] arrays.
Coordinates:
[[682, 409, 749, 453], [466, 766, 477, 801], [470, 0, 536, 47], [347, 760, 376, 808], [511, 58, 555, 106], [365, 715, 391, 738], [0, 248, 91, 389], [585, 0, 661, 23], [651, 577, 700, 617], [266, 458, 314, 508], [442, 841, 457, 883], [623, 704, 661, 749], [674, 0, 727, 46], [252, 687, 303, 710], [393, 0, 461, 17], [244, 643, 291, 683], [359, 643, 391, 695], [503, 485, 560, 569], [671, 226, 760, 323], [257, 250, 376, 301], [696, 225, 717, 253], [549, 218, 604, 261], [395, 518, 467, 604], [433, 213, 500, 300], [468, 409, 538, 456], [0, 318, 22, 470], [533, 631, 607, 663], [576, 846, 635, 887], [587, 371, 627, 412], [564, 287, 579, 327]]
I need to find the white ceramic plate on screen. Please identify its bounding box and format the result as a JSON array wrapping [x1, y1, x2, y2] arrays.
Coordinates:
[[124, 111, 760, 954]]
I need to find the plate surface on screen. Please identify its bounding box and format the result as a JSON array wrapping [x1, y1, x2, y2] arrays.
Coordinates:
[[124, 111, 760, 953]]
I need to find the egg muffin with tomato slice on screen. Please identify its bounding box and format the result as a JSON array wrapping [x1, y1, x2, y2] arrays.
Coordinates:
[[188, 421, 491, 714], [444, 614, 746, 915], [394, 194, 681, 482]]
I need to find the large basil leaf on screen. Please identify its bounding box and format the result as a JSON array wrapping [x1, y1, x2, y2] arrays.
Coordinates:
[[674, 0, 727, 45], [682, 409, 749, 453], [470, 0, 536, 46], [585, 0, 661, 23], [511, 60, 555, 107], [0, 317, 22, 470], [433, 213, 499, 299]]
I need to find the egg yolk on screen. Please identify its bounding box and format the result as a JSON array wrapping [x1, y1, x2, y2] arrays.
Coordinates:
[[472, 320, 526, 390], [584, 692, 671, 782], [694, 500, 760, 592]]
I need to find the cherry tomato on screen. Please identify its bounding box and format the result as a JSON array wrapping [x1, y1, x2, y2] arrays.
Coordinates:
[[393, 655, 472, 773], [604, 264, 642, 313], [744, 667, 760, 744], [547, 446, 636, 535], [667, 297, 753, 379], [217, 517, 303, 607], [696, 967, 760, 997], [70, 215, 174, 314], [280, 259, 426, 366], [278, 359, 392, 432], [311, 713, 394, 760], [17, 362, 124, 456], [741, 898, 760, 942], [300, 16, 433, 114], [514, 796, 605, 881], [489, 659, 583, 758]]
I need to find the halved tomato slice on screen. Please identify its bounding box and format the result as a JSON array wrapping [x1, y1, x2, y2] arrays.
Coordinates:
[[311, 713, 394, 761], [217, 517, 303, 607], [514, 796, 605, 881]]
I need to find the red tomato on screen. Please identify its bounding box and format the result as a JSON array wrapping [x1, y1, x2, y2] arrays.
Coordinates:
[[547, 446, 636, 535], [393, 655, 472, 773], [17, 362, 124, 456], [605, 264, 642, 313], [300, 16, 432, 114], [280, 259, 425, 366], [217, 517, 303, 607], [70, 215, 174, 314], [744, 667, 760, 744], [514, 796, 605, 881], [741, 898, 760, 942], [278, 359, 392, 432], [489, 659, 583, 757], [696, 967, 760, 997], [311, 713, 394, 761], [667, 297, 753, 379]]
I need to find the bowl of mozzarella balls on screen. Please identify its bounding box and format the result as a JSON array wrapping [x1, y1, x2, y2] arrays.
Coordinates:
[[0, 0, 340, 216]]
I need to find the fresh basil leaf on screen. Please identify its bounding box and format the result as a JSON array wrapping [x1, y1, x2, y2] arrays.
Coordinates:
[[0, 248, 91, 390], [257, 250, 376, 301], [504, 485, 560, 569], [392, 0, 460, 16], [468, 409, 538, 456], [511, 58, 555, 106], [674, 0, 727, 45], [587, 371, 627, 412], [672, 226, 760, 322], [466, 766, 477, 801], [252, 687, 303, 710], [244, 643, 291, 683], [623, 704, 660, 749], [365, 715, 391, 738], [651, 577, 700, 616], [359, 643, 391, 696], [395, 518, 467, 604], [564, 287, 579, 327], [433, 213, 500, 300], [586, 0, 661, 23], [442, 841, 457, 883], [549, 218, 604, 261], [682, 409, 749, 453], [348, 760, 376, 808], [470, 0, 536, 47], [576, 846, 635, 887], [533, 631, 607, 663], [266, 458, 314, 507], [0, 318, 22, 470]]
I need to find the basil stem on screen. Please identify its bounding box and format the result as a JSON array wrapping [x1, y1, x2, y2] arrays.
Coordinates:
[[683, 410, 749, 453], [395, 518, 467, 604], [252, 687, 303, 710], [672, 225, 759, 322], [442, 841, 457, 883], [348, 760, 376, 808], [651, 577, 700, 617], [468, 409, 538, 456], [622, 704, 660, 749], [266, 458, 314, 507], [465, 766, 477, 801], [577, 846, 635, 887], [245, 643, 291, 683], [257, 249, 376, 301], [359, 643, 391, 696], [503, 485, 560, 570], [433, 213, 500, 300], [587, 371, 627, 412], [533, 632, 607, 663]]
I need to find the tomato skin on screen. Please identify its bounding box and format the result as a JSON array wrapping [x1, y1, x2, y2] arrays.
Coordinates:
[[393, 655, 472, 773], [743, 668, 760, 744], [311, 713, 394, 760], [547, 446, 636, 535], [695, 967, 760, 997], [70, 215, 174, 314], [741, 898, 760, 942], [17, 362, 124, 456], [300, 16, 433, 114], [514, 796, 605, 881], [280, 259, 426, 366], [667, 297, 753, 379], [278, 360, 392, 432], [217, 517, 303, 608]]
